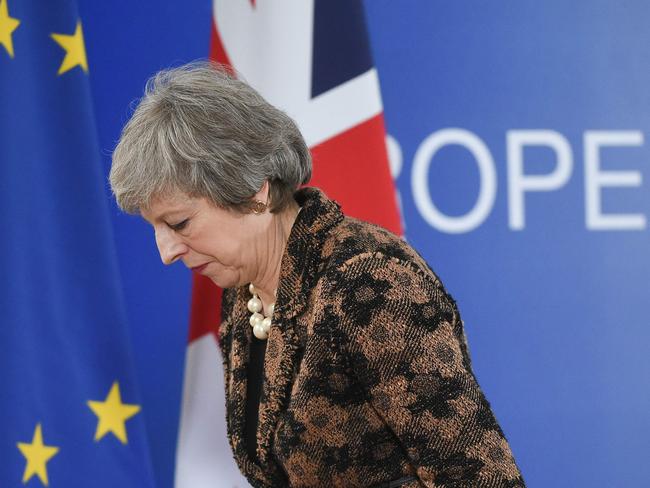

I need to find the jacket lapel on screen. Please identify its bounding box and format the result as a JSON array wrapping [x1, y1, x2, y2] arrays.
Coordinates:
[[223, 188, 345, 484], [256, 188, 345, 475], [255, 309, 302, 471]]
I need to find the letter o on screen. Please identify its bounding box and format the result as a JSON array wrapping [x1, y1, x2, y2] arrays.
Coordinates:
[[411, 128, 497, 233]]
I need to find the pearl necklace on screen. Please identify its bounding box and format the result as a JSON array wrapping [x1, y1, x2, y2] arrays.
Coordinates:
[[247, 283, 275, 340]]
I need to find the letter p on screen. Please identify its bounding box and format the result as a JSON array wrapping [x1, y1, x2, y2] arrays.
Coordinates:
[[507, 130, 573, 230]]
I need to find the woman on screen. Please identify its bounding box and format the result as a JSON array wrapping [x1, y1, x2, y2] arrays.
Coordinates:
[[110, 62, 525, 487]]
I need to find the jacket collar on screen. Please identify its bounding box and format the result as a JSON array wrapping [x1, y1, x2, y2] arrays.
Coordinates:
[[224, 187, 344, 484], [274, 187, 344, 320]]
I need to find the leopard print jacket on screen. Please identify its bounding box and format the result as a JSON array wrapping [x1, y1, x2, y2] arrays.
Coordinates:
[[218, 187, 525, 488]]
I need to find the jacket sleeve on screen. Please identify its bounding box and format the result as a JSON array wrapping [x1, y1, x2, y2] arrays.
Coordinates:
[[328, 253, 525, 487]]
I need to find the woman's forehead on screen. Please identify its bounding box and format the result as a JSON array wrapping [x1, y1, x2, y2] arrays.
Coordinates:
[[141, 191, 196, 223]]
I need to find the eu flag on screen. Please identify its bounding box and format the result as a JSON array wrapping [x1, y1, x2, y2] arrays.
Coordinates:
[[0, 0, 156, 486]]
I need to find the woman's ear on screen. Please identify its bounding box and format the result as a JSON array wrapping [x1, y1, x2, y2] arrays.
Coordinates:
[[248, 180, 270, 214]]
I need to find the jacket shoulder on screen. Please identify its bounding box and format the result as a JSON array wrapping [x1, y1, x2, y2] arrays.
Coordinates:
[[320, 217, 468, 367], [323, 217, 440, 285]]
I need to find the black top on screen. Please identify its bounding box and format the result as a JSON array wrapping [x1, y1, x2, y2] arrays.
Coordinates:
[[245, 335, 267, 462]]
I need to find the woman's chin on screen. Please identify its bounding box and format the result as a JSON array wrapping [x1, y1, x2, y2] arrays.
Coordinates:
[[206, 272, 240, 289]]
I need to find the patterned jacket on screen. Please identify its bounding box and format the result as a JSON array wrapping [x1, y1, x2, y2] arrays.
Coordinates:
[[218, 187, 525, 487]]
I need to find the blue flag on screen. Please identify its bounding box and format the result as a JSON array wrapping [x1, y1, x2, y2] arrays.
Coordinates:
[[0, 1, 156, 486]]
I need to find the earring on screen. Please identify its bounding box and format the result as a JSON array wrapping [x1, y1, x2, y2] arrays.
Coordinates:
[[251, 200, 267, 214]]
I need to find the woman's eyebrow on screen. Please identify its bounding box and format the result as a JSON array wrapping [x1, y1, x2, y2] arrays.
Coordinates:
[[141, 207, 184, 226]]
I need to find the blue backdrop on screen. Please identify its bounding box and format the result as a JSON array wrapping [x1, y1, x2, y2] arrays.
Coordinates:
[[79, 1, 650, 487]]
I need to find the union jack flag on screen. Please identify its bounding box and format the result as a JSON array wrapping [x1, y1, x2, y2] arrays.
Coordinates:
[[175, 1, 400, 485]]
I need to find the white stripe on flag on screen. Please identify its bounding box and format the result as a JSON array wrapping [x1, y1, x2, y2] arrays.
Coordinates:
[[213, 0, 382, 147], [175, 334, 250, 488]]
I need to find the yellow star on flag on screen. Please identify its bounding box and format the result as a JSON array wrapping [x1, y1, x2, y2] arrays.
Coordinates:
[[87, 381, 141, 444], [0, 0, 20, 58], [16, 423, 60, 486], [50, 20, 88, 75]]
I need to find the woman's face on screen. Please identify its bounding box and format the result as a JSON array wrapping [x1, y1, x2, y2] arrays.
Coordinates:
[[141, 189, 271, 289]]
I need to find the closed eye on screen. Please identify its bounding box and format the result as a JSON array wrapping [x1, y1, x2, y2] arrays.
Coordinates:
[[168, 219, 189, 232]]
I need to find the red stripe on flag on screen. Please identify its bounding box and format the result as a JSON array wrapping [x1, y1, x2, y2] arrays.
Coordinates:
[[310, 113, 402, 235], [188, 274, 222, 343], [209, 17, 232, 68]]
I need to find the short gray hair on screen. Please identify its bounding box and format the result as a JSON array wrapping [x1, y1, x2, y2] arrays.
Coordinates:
[[110, 61, 312, 214]]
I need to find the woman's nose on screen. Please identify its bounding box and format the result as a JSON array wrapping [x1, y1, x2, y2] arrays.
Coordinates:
[[155, 227, 187, 265]]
